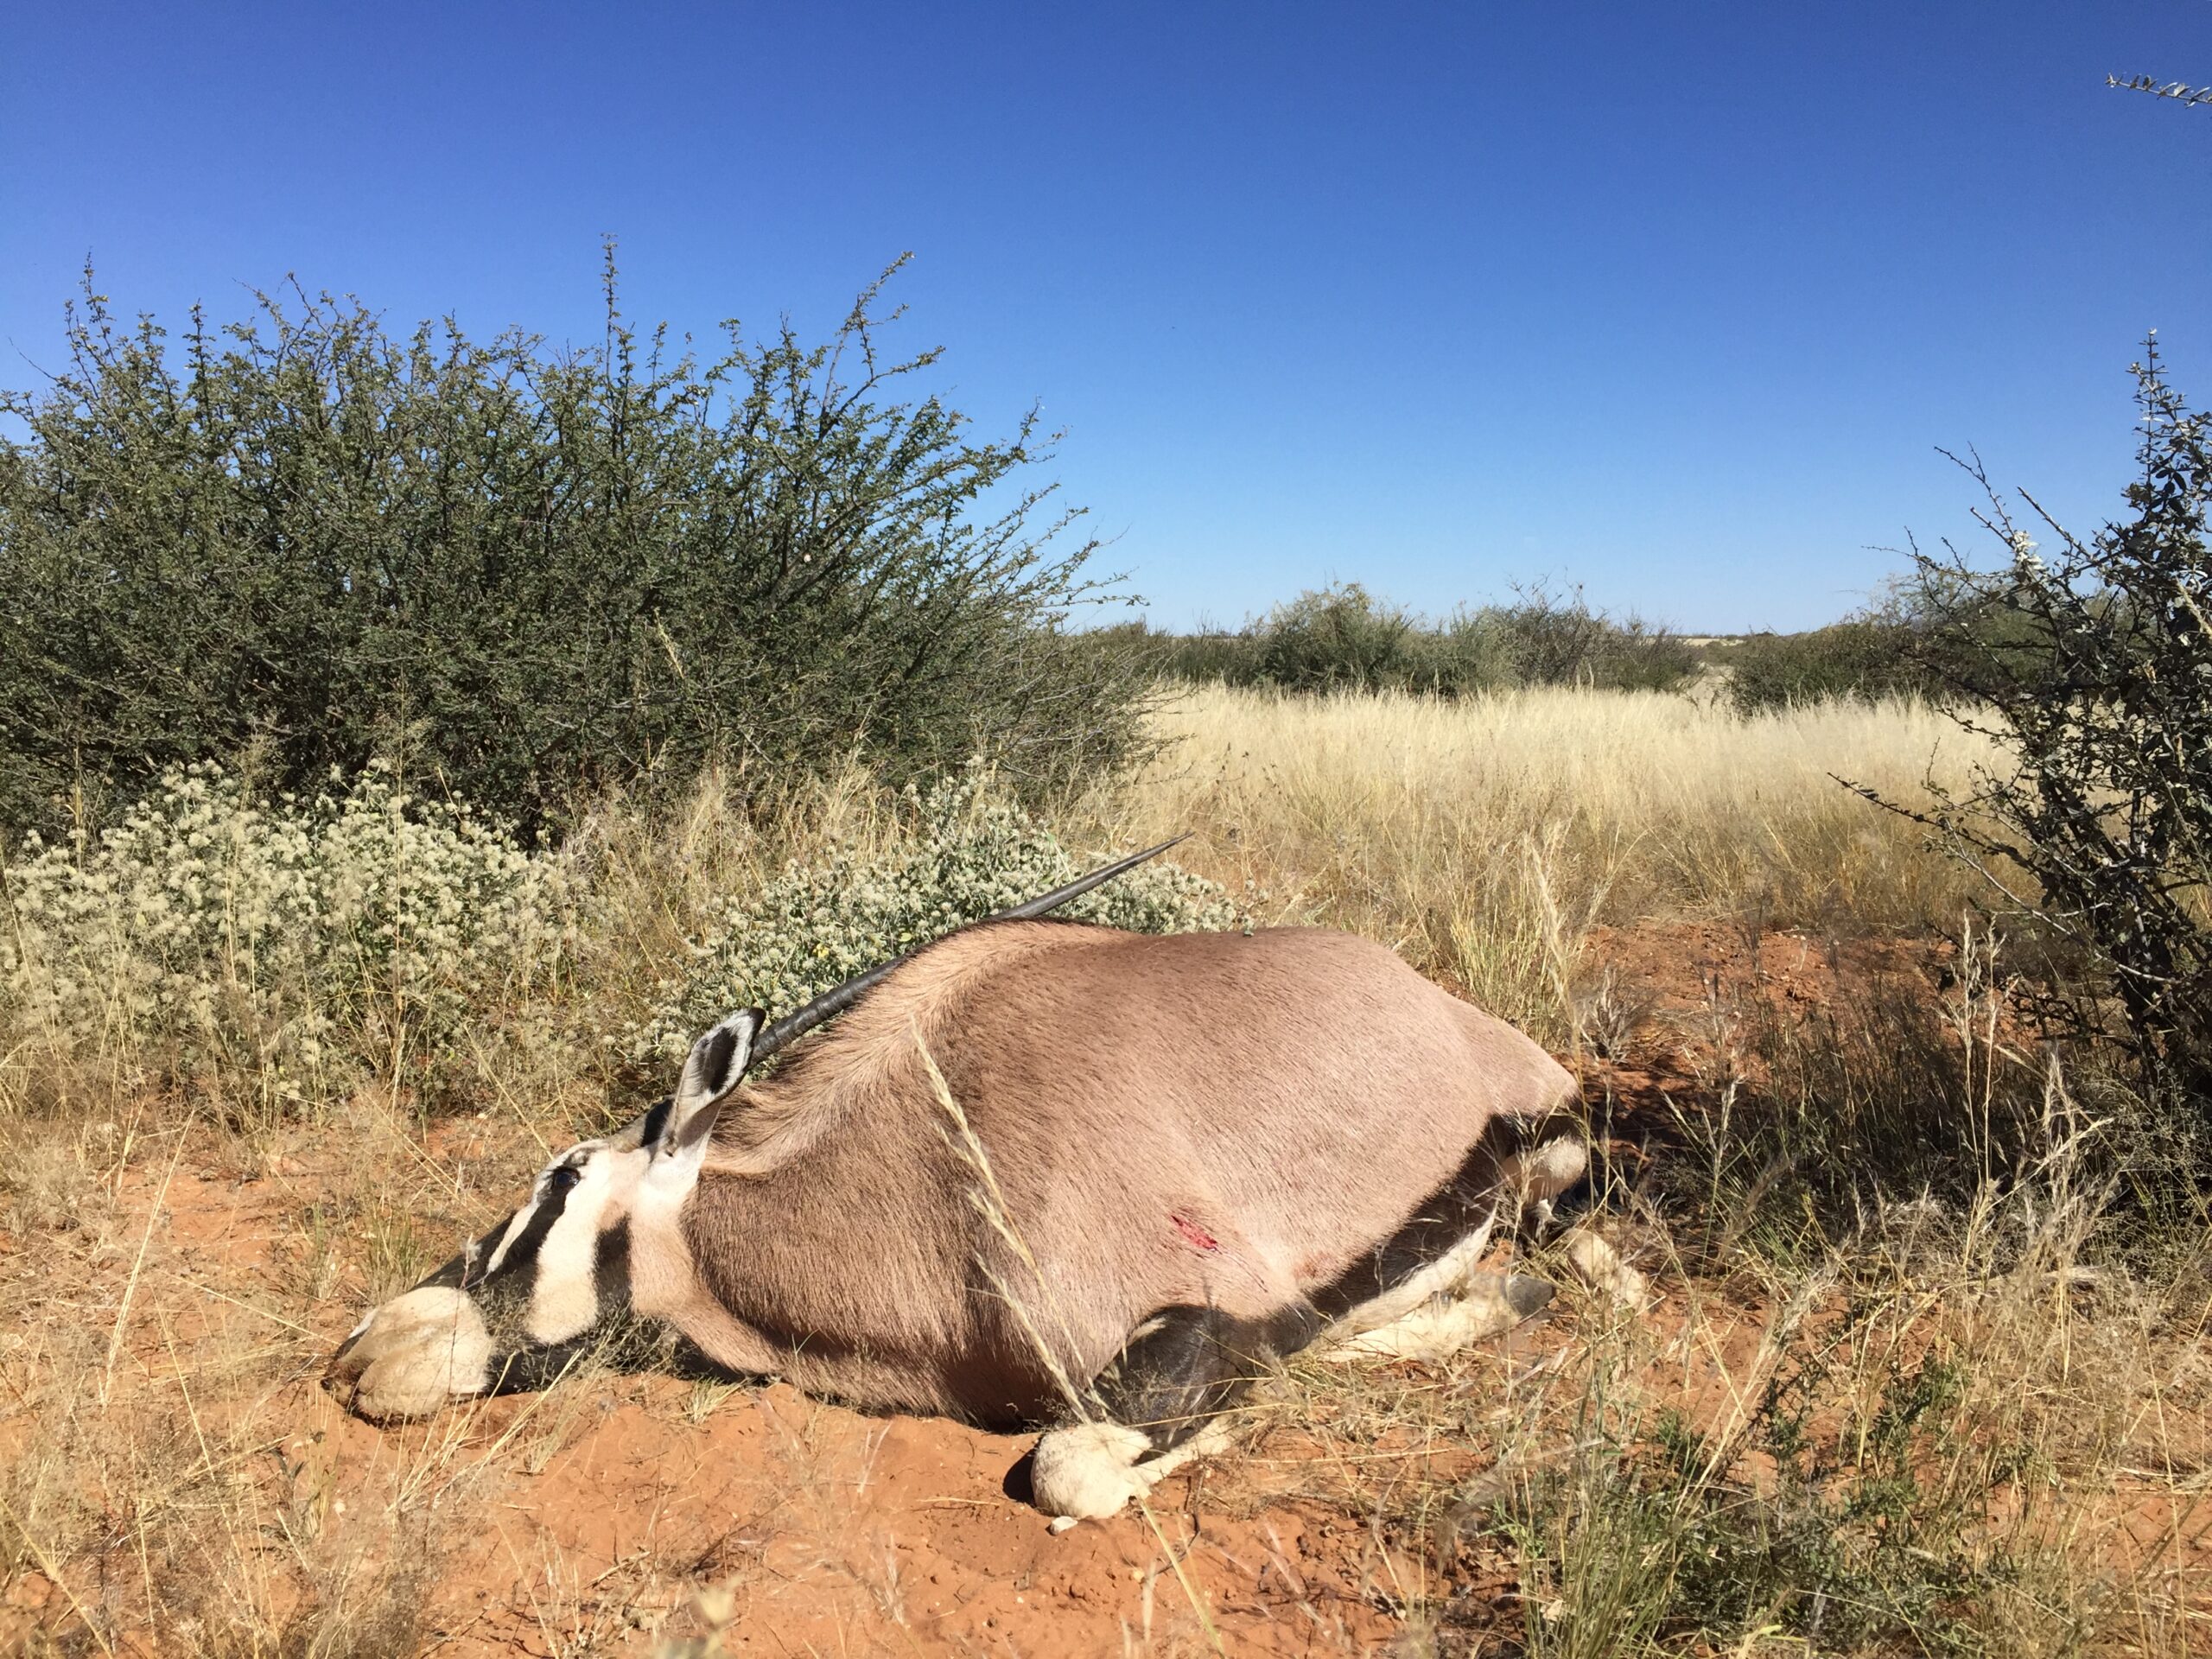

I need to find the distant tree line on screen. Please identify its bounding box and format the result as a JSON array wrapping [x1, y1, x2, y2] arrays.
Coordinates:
[[1715, 615, 1949, 712], [1108, 581, 1703, 696]]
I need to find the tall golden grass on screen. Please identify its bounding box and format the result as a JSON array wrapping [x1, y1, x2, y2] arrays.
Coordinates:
[[1075, 684, 2001, 1042], [1107, 683, 1995, 926]]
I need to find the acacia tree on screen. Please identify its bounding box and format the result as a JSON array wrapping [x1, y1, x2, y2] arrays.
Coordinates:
[[0, 253, 1147, 836]]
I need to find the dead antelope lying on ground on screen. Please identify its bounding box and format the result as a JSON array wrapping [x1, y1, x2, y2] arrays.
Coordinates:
[[325, 842, 1638, 1520]]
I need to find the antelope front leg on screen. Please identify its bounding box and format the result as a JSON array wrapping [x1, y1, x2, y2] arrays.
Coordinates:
[[1032, 1303, 1307, 1524]]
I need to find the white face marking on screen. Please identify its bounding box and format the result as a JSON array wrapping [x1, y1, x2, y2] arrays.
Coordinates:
[[483, 1192, 542, 1276], [331, 1096, 724, 1425], [484, 1141, 609, 1278], [524, 1145, 651, 1344]]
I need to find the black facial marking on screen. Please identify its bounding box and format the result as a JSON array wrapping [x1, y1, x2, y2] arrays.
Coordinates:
[[440, 1172, 582, 1320], [497, 1183, 571, 1268], [593, 1220, 632, 1322], [638, 1096, 673, 1151], [486, 1341, 593, 1396], [416, 1249, 474, 1293]]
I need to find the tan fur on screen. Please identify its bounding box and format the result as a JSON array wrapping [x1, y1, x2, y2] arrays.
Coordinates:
[[670, 924, 1578, 1424]]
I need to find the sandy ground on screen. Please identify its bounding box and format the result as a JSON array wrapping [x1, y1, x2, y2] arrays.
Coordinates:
[[3, 923, 2205, 1656]]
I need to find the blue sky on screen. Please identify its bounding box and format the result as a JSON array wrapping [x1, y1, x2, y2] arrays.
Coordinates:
[[5, 3, 2209, 632]]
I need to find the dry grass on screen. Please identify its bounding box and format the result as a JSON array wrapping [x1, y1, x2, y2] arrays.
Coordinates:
[[1235, 944, 2212, 1656], [0, 685, 2205, 1655], [1105, 683, 1996, 926], [1073, 683, 2004, 1046]]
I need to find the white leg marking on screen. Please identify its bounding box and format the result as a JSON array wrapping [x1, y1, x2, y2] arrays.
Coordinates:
[[1033, 1421, 1156, 1522], [1132, 1413, 1237, 1483], [1322, 1212, 1498, 1344], [1320, 1269, 1552, 1363], [1560, 1226, 1650, 1307], [1035, 1414, 1241, 1528]]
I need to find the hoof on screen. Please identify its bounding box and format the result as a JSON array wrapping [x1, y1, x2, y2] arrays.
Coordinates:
[[1562, 1228, 1651, 1307], [1032, 1421, 1155, 1521]]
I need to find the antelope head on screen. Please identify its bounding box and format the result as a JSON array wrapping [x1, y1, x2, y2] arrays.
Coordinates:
[[321, 1008, 760, 1421]]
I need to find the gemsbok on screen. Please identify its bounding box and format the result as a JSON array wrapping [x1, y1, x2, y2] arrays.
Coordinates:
[[324, 841, 1635, 1520]]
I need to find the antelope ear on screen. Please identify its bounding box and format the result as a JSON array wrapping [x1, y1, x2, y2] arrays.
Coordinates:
[[660, 1008, 765, 1160]]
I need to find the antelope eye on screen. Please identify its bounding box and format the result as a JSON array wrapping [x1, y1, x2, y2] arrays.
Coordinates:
[[547, 1164, 583, 1195]]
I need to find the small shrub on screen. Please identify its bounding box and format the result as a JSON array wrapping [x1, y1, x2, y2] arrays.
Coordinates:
[[1725, 618, 1944, 713], [1488, 584, 1699, 692], [632, 774, 1237, 1060], [1149, 621, 1267, 685], [0, 763, 584, 1115], [1151, 582, 1695, 697], [1406, 606, 1523, 694], [1250, 582, 1421, 692], [1888, 342, 2212, 1116]]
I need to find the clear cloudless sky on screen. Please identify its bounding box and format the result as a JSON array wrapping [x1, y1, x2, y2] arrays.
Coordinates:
[[5, 2, 2211, 631]]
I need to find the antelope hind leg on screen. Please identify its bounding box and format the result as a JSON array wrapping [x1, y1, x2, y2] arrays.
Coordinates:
[[1312, 1181, 1553, 1363], [1319, 1268, 1555, 1363], [1318, 1121, 1648, 1364], [1497, 1121, 1652, 1307]]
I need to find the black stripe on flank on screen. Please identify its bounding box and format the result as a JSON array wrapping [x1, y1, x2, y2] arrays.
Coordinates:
[[1305, 1109, 1589, 1325]]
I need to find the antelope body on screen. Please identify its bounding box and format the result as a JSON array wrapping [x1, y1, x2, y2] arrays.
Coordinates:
[[326, 849, 1611, 1520]]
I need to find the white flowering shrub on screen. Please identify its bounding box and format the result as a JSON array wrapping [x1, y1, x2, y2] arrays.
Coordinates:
[[0, 764, 586, 1109], [632, 778, 1237, 1061]]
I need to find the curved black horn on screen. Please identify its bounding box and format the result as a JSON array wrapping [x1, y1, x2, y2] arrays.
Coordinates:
[[748, 833, 1192, 1065]]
